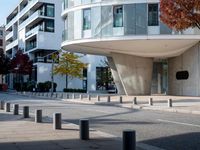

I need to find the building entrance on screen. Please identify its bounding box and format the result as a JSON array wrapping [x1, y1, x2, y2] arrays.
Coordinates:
[[151, 60, 168, 94]]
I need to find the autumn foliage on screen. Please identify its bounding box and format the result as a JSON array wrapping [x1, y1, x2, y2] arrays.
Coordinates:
[[53, 52, 87, 79], [10, 50, 33, 75], [160, 0, 200, 31]]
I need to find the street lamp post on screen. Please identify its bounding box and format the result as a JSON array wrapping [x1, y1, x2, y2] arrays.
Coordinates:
[[51, 59, 55, 97]]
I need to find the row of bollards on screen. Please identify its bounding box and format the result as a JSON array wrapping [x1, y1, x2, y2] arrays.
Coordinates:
[[0, 100, 136, 150]]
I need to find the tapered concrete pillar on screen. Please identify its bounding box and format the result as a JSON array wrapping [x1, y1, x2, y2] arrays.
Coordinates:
[[107, 57, 126, 95], [111, 53, 153, 95]]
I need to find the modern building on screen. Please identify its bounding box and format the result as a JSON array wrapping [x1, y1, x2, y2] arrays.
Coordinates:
[[5, 0, 108, 92], [0, 26, 6, 84], [61, 0, 200, 96]]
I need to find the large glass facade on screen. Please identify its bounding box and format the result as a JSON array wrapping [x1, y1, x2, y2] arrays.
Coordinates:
[[148, 4, 159, 26], [62, 2, 188, 42], [83, 9, 91, 30], [101, 6, 113, 37], [113, 5, 123, 27]]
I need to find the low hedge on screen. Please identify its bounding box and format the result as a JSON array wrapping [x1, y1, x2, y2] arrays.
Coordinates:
[[63, 88, 86, 93]]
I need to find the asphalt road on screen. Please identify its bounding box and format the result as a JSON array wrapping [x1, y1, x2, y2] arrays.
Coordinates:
[[1, 93, 200, 150]]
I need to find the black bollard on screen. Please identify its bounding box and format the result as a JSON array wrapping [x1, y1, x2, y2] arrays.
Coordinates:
[[13, 104, 19, 115], [80, 119, 89, 140], [53, 113, 62, 130], [23, 106, 29, 118], [123, 130, 136, 150], [35, 110, 42, 123]]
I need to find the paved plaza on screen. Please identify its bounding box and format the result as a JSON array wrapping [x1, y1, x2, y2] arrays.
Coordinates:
[[1, 92, 200, 150]]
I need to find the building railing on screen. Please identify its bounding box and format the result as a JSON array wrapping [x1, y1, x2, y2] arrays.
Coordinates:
[[26, 43, 37, 52]]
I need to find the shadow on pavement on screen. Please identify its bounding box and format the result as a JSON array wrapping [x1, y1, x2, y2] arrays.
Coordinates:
[[0, 137, 122, 150], [141, 132, 200, 150]]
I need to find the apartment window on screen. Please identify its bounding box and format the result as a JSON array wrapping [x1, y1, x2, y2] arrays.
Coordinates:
[[45, 20, 55, 32], [46, 4, 55, 17], [0, 30, 3, 36], [148, 4, 159, 26], [62, 0, 68, 10], [0, 39, 3, 46], [113, 5, 123, 27], [83, 9, 91, 30]]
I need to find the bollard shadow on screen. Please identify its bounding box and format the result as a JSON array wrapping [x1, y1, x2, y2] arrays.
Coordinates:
[[141, 132, 200, 150], [0, 113, 24, 122], [0, 137, 122, 150]]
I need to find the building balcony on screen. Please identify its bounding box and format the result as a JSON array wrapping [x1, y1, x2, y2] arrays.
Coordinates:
[[25, 26, 42, 39], [34, 57, 53, 63], [5, 16, 18, 31], [26, 43, 37, 52], [5, 31, 14, 41], [19, 0, 39, 18], [5, 39, 18, 51]]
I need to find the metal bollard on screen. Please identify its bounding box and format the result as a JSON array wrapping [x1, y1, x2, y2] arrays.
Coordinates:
[[53, 113, 62, 130], [149, 98, 153, 106], [72, 93, 75, 99], [35, 110, 42, 123], [97, 95, 100, 102], [23, 106, 29, 118], [119, 96, 123, 103], [123, 130, 136, 150], [13, 104, 19, 115], [0, 101, 4, 110], [88, 95, 91, 101], [5, 103, 10, 112], [168, 99, 172, 107], [133, 97, 137, 105], [80, 94, 83, 100], [107, 96, 111, 102], [80, 119, 89, 140]]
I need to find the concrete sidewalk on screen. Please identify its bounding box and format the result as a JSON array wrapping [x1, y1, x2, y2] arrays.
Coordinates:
[[0, 110, 164, 150], [61, 95, 200, 115]]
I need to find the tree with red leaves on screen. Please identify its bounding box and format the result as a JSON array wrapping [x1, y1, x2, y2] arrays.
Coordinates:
[[10, 50, 33, 75], [10, 50, 33, 91], [160, 0, 200, 31]]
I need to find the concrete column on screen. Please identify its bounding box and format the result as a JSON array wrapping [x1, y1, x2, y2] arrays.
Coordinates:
[[111, 53, 153, 95], [13, 104, 19, 115], [53, 113, 62, 130], [5, 103, 10, 112], [107, 57, 125, 95], [35, 110, 42, 123], [23, 106, 29, 118], [80, 119, 89, 140]]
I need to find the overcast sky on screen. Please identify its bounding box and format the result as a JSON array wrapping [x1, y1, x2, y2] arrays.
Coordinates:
[[0, 0, 20, 26]]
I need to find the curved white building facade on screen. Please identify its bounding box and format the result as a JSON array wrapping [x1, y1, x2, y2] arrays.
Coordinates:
[[61, 0, 200, 96]]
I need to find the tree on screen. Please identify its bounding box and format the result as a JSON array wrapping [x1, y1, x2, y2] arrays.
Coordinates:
[[0, 50, 10, 83], [10, 50, 33, 91], [53, 52, 87, 79], [160, 0, 200, 31]]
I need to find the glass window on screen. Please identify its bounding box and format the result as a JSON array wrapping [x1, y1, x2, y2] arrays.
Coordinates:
[[83, 9, 91, 30], [45, 20, 54, 32], [113, 5, 123, 27], [0, 39, 2, 46], [0, 30, 3, 36], [46, 4, 55, 17], [148, 4, 159, 26], [62, 0, 68, 10]]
